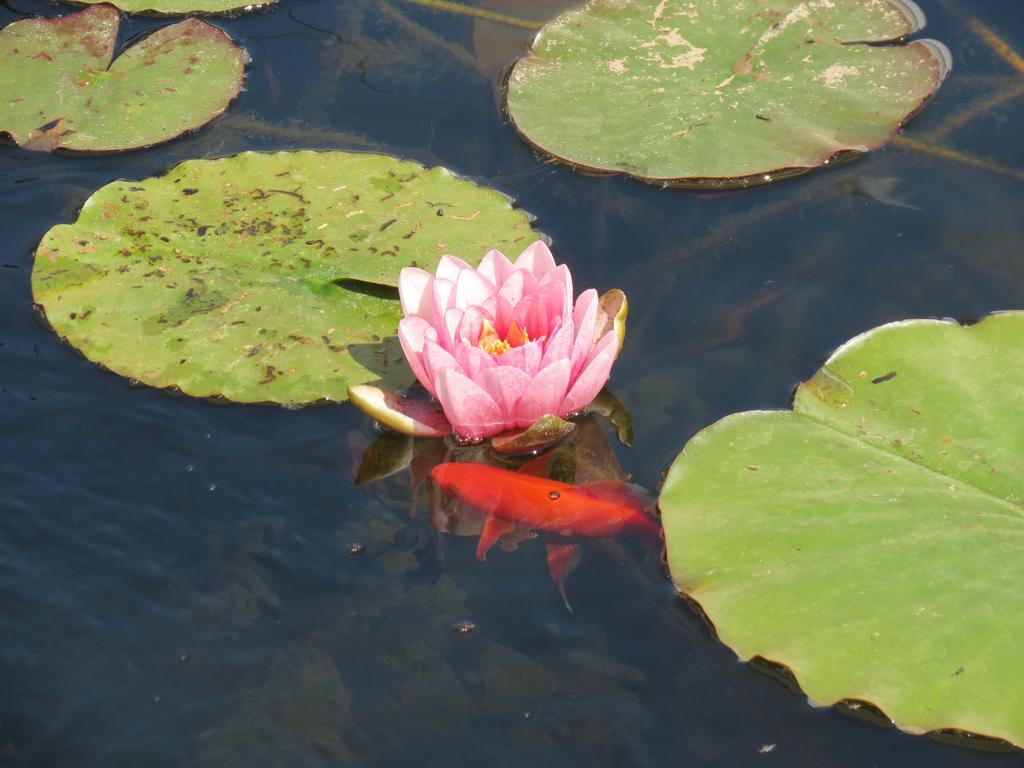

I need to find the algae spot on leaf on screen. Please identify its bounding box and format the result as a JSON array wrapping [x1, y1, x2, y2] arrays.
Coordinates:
[[0, 5, 246, 153], [660, 311, 1024, 746], [31, 150, 541, 406], [505, 0, 951, 187]]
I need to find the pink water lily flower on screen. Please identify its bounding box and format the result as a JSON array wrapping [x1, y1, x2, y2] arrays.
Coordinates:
[[398, 241, 621, 440]]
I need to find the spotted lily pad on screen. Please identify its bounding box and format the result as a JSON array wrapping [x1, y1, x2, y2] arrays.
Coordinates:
[[660, 312, 1024, 745], [0, 5, 245, 153], [506, 0, 950, 186], [33, 150, 540, 405], [63, 0, 274, 16]]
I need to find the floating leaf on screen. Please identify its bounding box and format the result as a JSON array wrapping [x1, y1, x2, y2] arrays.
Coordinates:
[[490, 414, 577, 455], [348, 384, 450, 438], [506, 0, 951, 186], [64, 0, 274, 16], [660, 312, 1024, 745], [33, 150, 539, 405], [596, 288, 628, 358], [0, 5, 246, 153]]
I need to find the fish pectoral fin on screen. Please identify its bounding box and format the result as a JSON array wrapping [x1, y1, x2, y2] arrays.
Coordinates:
[[578, 481, 652, 508], [546, 540, 582, 612], [477, 516, 517, 561]]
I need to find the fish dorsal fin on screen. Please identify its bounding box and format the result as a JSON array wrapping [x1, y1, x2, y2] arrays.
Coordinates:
[[476, 515, 516, 561], [577, 481, 652, 509]]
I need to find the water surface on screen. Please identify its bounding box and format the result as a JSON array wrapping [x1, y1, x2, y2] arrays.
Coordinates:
[[2, 0, 1024, 765]]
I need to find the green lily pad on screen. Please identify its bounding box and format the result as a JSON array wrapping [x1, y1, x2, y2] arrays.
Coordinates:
[[33, 150, 540, 405], [0, 5, 246, 153], [64, 0, 274, 16], [660, 312, 1024, 745], [506, 0, 951, 187]]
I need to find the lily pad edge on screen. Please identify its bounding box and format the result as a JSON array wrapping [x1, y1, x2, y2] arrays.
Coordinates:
[[0, 5, 250, 154], [32, 148, 546, 407], [661, 310, 1024, 750], [503, 3, 953, 189], [57, 0, 277, 19]]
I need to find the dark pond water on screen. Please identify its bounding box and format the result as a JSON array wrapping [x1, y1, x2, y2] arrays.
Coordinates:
[[2, 0, 1024, 765]]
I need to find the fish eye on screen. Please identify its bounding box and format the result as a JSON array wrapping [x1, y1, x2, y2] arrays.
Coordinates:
[[547, 490, 560, 500]]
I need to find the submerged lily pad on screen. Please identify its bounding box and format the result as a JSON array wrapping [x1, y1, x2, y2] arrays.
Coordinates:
[[660, 313, 1024, 745], [0, 5, 246, 153], [506, 0, 950, 186], [33, 150, 539, 405]]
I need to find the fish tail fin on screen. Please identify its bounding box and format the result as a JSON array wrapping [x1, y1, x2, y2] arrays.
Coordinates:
[[546, 540, 582, 612], [578, 481, 654, 510], [579, 480, 661, 539]]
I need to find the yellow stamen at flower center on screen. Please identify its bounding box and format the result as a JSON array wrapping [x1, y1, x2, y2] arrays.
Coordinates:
[[477, 319, 531, 356]]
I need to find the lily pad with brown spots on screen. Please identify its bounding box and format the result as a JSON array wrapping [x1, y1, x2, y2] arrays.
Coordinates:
[[61, 0, 275, 16], [506, 0, 951, 187], [0, 5, 245, 153], [32, 150, 541, 405]]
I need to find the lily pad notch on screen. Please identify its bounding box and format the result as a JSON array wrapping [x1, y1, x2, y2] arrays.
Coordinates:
[[32, 150, 541, 406], [660, 312, 1024, 747], [0, 4, 247, 153], [505, 0, 952, 187]]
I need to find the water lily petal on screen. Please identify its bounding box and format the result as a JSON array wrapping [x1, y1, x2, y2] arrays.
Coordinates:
[[454, 340, 496, 381], [569, 288, 598, 379], [517, 358, 571, 426], [498, 268, 538, 310], [398, 267, 434, 321], [436, 367, 505, 439], [456, 305, 493, 346], [560, 331, 616, 415], [496, 338, 543, 378], [540, 276, 571, 329], [397, 316, 434, 395], [480, 366, 532, 425], [540, 317, 574, 369], [514, 286, 558, 340], [423, 339, 462, 387], [436, 254, 473, 283], [514, 241, 556, 279], [477, 248, 514, 287], [482, 294, 514, 338], [540, 264, 573, 320], [431, 277, 457, 328], [455, 267, 494, 310], [442, 307, 464, 351]]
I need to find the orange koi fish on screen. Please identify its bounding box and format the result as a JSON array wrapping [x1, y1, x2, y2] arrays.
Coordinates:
[[431, 462, 660, 608]]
